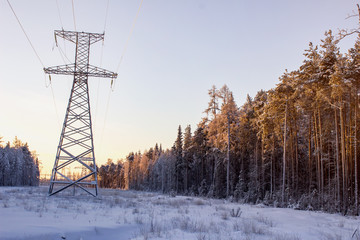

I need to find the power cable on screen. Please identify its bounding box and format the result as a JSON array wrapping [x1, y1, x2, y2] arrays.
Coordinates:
[[57, 44, 72, 64], [99, 0, 144, 148], [49, 79, 62, 129], [98, 0, 109, 68], [115, 0, 144, 73], [99, 87, 112, 154], [103, 0, 110, 33], [45, 72, 62, 130], [55, 0, 70, 62], [71, 0, 77, 31], [6, 0, 45, 68], [7, 0, 62, 129], [94, 0, 110, 131], [111, 0, 143, 92], [55, 0, 64, 30]]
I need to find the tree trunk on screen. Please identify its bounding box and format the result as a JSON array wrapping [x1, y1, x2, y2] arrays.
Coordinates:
[[309, 115, 312, 194], [282, 101, 288, 205], [295, 118, 299, 193], [340, 103, 347, 213], [161, 163, 165, 192], [290, 126, 295, 196], [355, 92, 358, 215], [261, 139, 265, 197], [271, 135, 275, 197], [334, 107, 341, 209], [226, 115, 230, 198], [318, 108, 324, 207], [313, 111, 321, 195], [184, 155, 188, 193]]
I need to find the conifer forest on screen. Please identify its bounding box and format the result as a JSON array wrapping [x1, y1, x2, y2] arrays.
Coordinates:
[[0, 137, 40, 187], [98, 30, 360, 215]]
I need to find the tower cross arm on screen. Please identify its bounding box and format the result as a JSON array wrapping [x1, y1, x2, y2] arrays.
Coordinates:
[[55, 30, 104, 45], [87, 65, 118, 79], [44, 64, 75, 76], [44, 64, 118, 79]]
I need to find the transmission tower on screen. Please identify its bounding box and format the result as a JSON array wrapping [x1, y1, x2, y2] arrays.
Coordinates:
[[44, 30, 117, 196]]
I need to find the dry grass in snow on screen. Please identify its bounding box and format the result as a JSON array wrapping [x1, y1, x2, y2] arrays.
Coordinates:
[[0, 186, 359, 240]]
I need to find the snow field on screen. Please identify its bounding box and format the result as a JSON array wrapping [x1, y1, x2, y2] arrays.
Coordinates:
[[0, 186, 359, 240]]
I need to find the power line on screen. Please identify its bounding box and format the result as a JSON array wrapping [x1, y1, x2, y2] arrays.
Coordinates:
[[54, 0, 73, 66], [98, 0, 144, 148], [55, 0, 71, 62], [6, 0, 45, 68], [44, 73, 62, 129], [94, 0, 111, 132], [57, 43, 72, 64], [99, 87, 112, 154], [103, 0, 110, 33], [49, 79, 62, 129], [71, 0, 77, 31], [99, 0, 110, 69], [7, 0, 62, 132], [115, 0, 143, 73], [55, 0, 64, 30]]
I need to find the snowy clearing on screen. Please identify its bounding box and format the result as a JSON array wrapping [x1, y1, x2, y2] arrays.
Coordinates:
[[0, 186, 359, 240]]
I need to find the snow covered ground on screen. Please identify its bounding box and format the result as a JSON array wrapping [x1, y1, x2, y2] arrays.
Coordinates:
[[0, 186, 359, 240]]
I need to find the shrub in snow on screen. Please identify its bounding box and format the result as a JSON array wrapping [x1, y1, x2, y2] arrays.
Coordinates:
[[198, 179, 208, 197], [254, 214, 275, 227], [296, 190, 321, 211], [221, 211, 229, 220], [230, 207, 242, 218], [241, 220, 267, 235], [169, 190, 176, 197]]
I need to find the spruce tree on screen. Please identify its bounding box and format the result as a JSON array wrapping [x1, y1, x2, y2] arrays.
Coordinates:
[[174, 125, 183, 193]]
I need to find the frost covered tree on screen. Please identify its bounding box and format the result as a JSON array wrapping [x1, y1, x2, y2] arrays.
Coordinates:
[[0, 136, 39, 186], [100, 19, 360, 215], [174, 125, 183, 193], [183, 125, 192, 193]]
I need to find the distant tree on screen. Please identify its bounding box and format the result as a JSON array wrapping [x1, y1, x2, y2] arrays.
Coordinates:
[[204, 85, 220, 120], [0, 137, 39, 186], [183, 125, 192, 193], [107, 20, 360, 215], [174, 125, 183, 193]]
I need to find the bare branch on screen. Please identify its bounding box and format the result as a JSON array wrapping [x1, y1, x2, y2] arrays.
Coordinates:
[[345, 14, 358, 20], [337, 29, 360, 41], [338, 4, 360, 41]]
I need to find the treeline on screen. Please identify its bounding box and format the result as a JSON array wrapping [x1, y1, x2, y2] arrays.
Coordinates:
[[99, 30, 360, 215], [0, 137, 40, 186]]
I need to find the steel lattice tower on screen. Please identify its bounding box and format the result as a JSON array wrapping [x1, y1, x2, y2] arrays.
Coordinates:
[[44, 30, 117, 196]]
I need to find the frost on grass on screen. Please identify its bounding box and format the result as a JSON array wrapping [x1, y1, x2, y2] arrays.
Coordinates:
[[0, 186, 360, 240]]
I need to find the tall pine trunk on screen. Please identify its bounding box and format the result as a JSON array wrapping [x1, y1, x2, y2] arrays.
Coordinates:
[[313, 111, 321, 196], [340, 103, 348, 213], [355, 92, 358, 215], [226, 115, 230, 197], [335, 107, 340, 209], [309, 115, 313, 194], [318, 108, 324, 207], [261, 139, 265, 197], [295, 119, 299, 193], [271, 135, 275, 197], [282, 101, 288, 205]]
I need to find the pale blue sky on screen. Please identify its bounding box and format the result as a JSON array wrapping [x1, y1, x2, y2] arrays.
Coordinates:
[[0, 0, 358, 174]]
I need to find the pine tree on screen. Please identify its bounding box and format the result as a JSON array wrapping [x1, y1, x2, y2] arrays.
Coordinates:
[[205, 85, 220, 120], [174, 125, 183, 193], [183, 125, 192, 193]]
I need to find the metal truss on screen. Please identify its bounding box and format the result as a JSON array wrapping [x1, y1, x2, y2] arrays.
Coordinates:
[[45, 30, 117, 196]]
